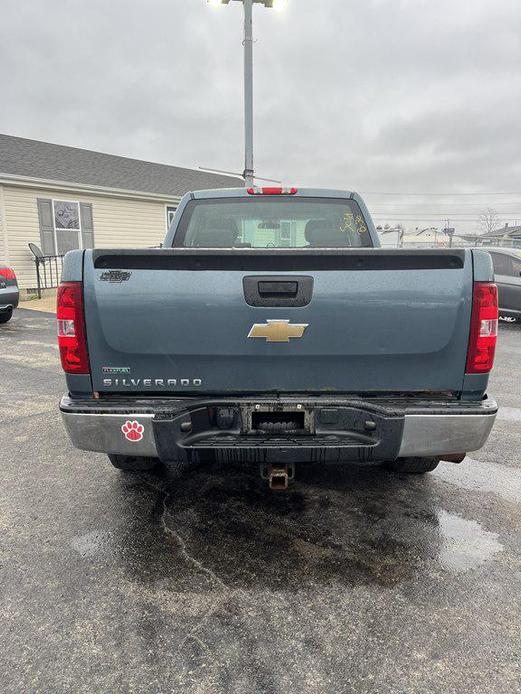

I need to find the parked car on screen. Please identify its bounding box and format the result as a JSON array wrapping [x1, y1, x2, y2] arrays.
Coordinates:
[[486, 248, 521, 321], [0, 264, 19, 323], [57, 187, 498, 487]]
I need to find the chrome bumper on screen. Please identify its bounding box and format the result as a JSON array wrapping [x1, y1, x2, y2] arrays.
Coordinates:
[[60, 396, 497, 461], [61, 410, 159, 457], [398, 412, 496, 457]]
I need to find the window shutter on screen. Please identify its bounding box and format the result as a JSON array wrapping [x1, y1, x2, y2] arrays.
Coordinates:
[[80, 203, 94, 248], [36, 198, 56, 255]]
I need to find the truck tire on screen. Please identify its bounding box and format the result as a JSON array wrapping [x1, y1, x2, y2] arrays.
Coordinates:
[[385, 457, 440, 474], [108, 454, 159, 472], [0, 309, 13, 324]]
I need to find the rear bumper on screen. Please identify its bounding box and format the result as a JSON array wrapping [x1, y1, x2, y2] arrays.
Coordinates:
[[60, 395, 497, 464], [0, 287, 19, 311]]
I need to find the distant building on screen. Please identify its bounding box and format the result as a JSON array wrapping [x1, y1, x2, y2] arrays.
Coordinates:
[[377, 225, 468, 248], [0, 134, 241, 291], [457, 222, 521, 248], [479, 223, 521, 244]]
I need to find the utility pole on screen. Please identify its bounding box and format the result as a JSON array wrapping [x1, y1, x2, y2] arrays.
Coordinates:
[[243, 0, 254, 186], [445, 218, 454, 248], [207, 0, 285, 186]]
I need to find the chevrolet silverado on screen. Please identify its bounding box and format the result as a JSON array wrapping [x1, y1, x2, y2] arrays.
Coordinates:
[[58, 187, 498, 488]]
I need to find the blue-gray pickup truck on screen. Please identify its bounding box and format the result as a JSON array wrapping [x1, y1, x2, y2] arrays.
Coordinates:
[[58, 187, 498, 488]]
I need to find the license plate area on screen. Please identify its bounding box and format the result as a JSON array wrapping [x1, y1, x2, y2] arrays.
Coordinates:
[[251, 410, 305, 432], [243, 405, 314, 435]]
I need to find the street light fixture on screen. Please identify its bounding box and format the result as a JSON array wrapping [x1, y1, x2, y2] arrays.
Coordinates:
[[207, 0, 285, 186]]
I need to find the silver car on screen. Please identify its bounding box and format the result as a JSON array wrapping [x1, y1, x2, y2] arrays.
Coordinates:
[[487, 248, 521, 321], [0, 264, 19, 324]]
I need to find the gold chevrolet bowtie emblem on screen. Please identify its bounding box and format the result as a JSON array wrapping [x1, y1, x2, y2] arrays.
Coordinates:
[[248, 320, 309, 343]]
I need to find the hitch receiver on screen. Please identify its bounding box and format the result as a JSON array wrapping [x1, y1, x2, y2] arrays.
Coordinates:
[[260, 463, 295, 491]]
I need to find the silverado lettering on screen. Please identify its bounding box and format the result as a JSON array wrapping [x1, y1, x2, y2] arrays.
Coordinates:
[[102, 378, 202, 387]]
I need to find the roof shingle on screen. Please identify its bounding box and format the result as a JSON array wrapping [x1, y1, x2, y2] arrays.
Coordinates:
[[0, 133, 242, 197]]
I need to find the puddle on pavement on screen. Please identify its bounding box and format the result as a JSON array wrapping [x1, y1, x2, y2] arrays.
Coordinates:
[[437, 510, 503, 573]]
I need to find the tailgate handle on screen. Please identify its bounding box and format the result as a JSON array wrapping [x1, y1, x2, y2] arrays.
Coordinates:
[[243, 275, 314, 307], [258, 281, 298, 296]]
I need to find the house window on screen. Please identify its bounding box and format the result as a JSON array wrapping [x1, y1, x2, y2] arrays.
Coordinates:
[[166, 206, 177, 230], [53, 200, 81, 254], [37, 199, 94, 256]]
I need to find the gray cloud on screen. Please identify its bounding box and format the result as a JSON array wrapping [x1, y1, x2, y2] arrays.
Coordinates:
[[1, 0, 520, 231]]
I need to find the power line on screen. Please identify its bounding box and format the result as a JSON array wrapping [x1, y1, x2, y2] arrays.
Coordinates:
[[372, 216, 482, 219], [371, 212, 521, 217], [373, 220, 481, 223], [372, 217, 483, 222], [366, 201, 521, 208], [361, 191, 521, 196]]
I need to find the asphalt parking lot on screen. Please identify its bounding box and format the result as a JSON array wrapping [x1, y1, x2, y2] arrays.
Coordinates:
[[1, 309, 520, 693]]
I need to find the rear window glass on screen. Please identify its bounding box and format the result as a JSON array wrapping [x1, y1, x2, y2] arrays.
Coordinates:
[[173, 197, 373, 248]]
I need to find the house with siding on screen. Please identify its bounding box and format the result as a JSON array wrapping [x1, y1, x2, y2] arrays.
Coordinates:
[[457, 224, 521, 248], [479, 223, 521, 245], [0, 134, 240, 293]]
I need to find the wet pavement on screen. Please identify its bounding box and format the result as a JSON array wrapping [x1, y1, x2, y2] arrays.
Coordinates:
[[1, 310, 520, 693]]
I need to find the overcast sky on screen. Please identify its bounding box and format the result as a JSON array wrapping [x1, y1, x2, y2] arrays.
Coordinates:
[[1, 0, 520, 232]]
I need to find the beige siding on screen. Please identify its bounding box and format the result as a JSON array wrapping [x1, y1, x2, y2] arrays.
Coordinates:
[[3, 185, 177, 289], [0, 185, 6, 263]]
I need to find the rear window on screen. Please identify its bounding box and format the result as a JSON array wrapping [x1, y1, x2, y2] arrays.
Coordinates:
[[173, 197, 373, 248]]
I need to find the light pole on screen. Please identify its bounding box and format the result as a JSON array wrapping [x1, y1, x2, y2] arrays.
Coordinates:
[[207, 0, 286, 187], [243, 0, 254, 187]]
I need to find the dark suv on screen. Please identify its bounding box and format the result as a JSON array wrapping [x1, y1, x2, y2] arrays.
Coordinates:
[[487, 248, 521, 321], [0, 264, 19, 323]]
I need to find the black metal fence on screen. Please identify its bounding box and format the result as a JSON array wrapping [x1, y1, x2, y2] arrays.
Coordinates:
[[33, 254, 64, 298]]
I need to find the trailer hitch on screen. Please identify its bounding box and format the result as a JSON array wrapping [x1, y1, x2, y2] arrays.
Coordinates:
[[260, 463, 295, 491]]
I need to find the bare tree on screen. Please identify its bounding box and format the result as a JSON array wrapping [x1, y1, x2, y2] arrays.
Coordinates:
[[478, 208, 500, 235]]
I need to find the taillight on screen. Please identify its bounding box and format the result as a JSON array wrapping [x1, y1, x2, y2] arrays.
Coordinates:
[[57, 282, 90, 374], [466, 282, 498, 374], [0, 267, 16, 281], [247, 187, 298, 195]]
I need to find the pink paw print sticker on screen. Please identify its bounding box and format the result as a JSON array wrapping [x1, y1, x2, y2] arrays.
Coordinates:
[[121, 420, 144, 442]]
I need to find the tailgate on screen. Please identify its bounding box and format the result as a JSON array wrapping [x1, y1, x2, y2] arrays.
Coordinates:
[[84, 249, 472, 395]]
